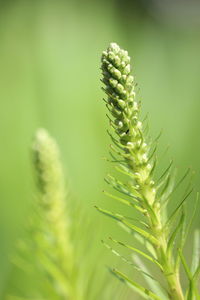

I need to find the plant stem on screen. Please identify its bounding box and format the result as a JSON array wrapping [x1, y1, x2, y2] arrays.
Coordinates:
[[154, 231, 184, 299], [155, 228, 184, 300], [139, 180, 184, 300]]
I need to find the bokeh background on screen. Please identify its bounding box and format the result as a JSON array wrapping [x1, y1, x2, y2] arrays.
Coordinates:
[[0, 0, 200, 298]]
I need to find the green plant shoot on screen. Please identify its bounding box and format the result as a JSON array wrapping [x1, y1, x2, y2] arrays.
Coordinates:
[[98, 42, 200, 300]]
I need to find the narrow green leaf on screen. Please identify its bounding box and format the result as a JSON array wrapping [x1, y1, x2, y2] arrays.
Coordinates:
[[178, 251, 199, 300], [102, 240, 131, 263], [193, 264, 200, 281], [103, 190, 133, 206], [173, 168, 191, 193], [183, 192, 199, 244], [160, 173, 175, 204], [110, 144, 130, 159], [95, 206, 159, 245], [133, 254, 168, 300], [115, 165, 134, 179], [185, 263, 200, 300], [186, 280, 196, 300], [179, 250, 192, 280], [167, 210, 185, 257], [102, 190, 144, 212], [95, 206, 124, 222], [161, 169, 191, 209], [153, 129, 163, 144], [157, 160, 173, 184], [110, 237, 162, 270], [176, 193, 200, 271], [107, 130, 125, 151], [191, 229, 200, 275], [102, 240, 157, 281], [108, 151, 127, 164], [123, 215, 149, 228], [118, 225, 158, 259], [112, 269, 163, 300], [105, 174, 140, 201], [147, 145, 157, 163], [121, 219, 159, 246], [142, 196, 159, 222], [149, 158, 157, 177], [165, 168, 191, 204], [166, 189, 193, 226]]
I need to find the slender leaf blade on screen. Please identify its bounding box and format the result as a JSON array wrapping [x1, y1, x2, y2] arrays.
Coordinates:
[[112, 269, 163, 300]]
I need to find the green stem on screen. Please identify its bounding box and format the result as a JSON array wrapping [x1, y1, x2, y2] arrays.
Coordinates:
[[155, 225, 184, 299], [141, 186, 184, 300], [101, 43, 186, 300]]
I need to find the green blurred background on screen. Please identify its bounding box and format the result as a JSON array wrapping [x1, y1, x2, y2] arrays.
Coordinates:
[[0, 0, 200, 298]]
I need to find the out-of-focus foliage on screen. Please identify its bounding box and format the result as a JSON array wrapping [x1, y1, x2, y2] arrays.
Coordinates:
[[5, 129, 125, 300], [0, 0, 200, 299]]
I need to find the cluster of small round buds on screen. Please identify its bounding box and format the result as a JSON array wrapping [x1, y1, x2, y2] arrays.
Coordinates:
[[139, 143, 147, 154], [116, 83, 124, 92], [101, 43, 137, 114], [142, 153, 148, 163], [142, 142, 147, 148], [109, 78, 118, 89], [103, 44, 160, 210], [102, 43, 131, 74], [147, 163, 152, 170], [121, 132, 126, 137], [111, 107, 122, 118], [121, 75, 127, 81], [115, 120, 123, 128], [135, 140, 141, 147], [118, 99, 126, 108], [137, 121, 142, 129], [132, 116, 138, 124], [110, 43, 120, 53], [126, 75, 134, 85], [124, 65, 131, 75], [135, 184, 140, 190], [133, 101, 138, 110], [150, 180, 155, 187], [134, 172, 141, 180], [126, 142, 135, 149], [113, 69, 121, 80], [107, 52, 115, 60], [107, 65, 122, 80], [113, 56, 121, 67], [108, 52, 121, 66], [102, 43, 148, 162]]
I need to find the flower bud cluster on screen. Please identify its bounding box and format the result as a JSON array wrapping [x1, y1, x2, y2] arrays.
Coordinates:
[[33, 128, 65, 210], [101, 43, 154, 192], [32, 129, 74, 277]]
